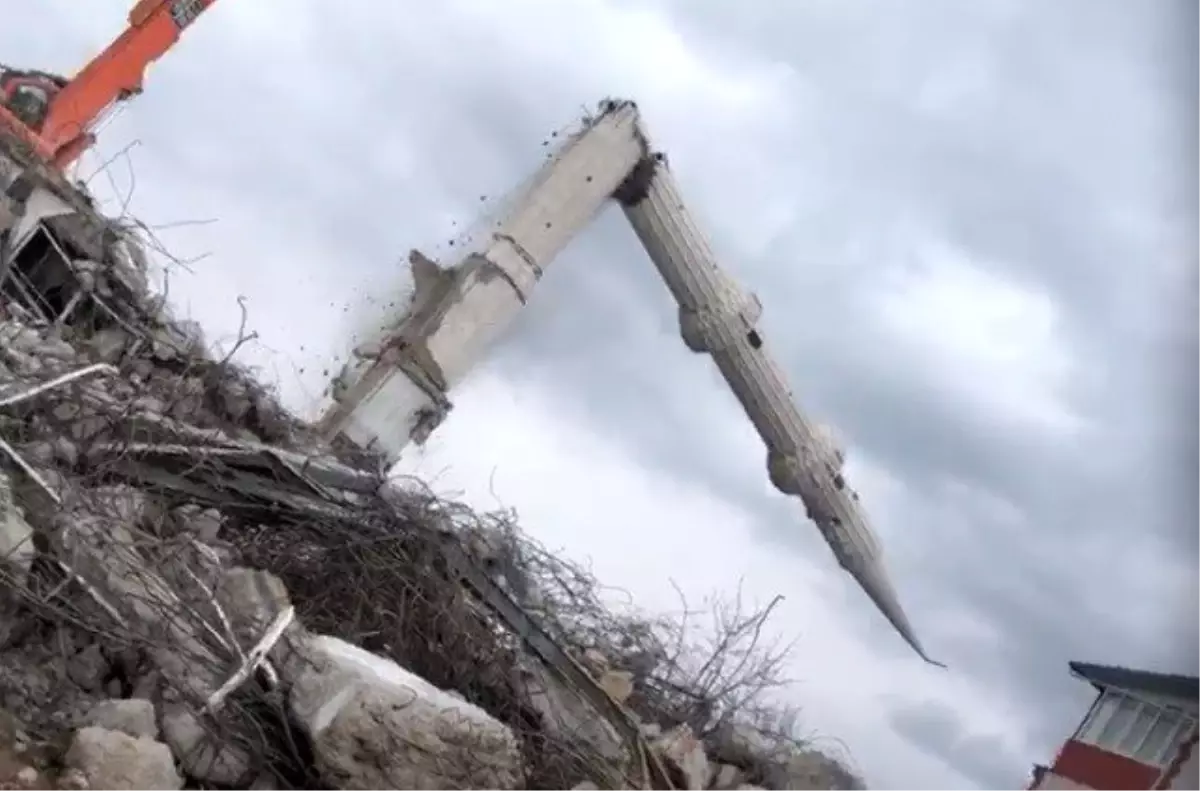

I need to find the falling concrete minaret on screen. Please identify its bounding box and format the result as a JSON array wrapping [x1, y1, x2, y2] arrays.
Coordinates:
[[615, 142, 943, 668]]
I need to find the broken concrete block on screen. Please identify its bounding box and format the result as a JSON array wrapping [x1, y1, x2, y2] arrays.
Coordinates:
[[55, 768, 89, 789], [131, 359, 154, 380], [583, 648, 609, 674], [19, 441, 56, 467], [63, 727, 182, 791], [66, 645, 109, 692], [0, 710, 42, 789], [167, 377, 206, 420], [640, 721, 663, 740], [0, 475, 35, 587], [84, 699, 157, 740], [598, 669, 634, 704], [761, 748, 865, 791], [130, 395, 165, 415], [655, 724, 711, 790], [6, 329, 42, 356], [518, 660, 624, 762], [89, 485, 149, 531], [249, 770, 280, 790], [53, 436, 79, 467], [86, 328, 130, 363], [710, 763, 744, 790], [44, 504, 227, 705], [289, 634, 523, 790], [38, 338, 77, 362], [705, 722, 784, 769], [161, 707, 253, 787], [171, 504, 222, 543], [220, 381, 253, 422], [215, 566, 290, 646], [67, 414, 108, 442], [129, 670, 160, 702], [51, 402, 81, 422], [0, 754, 48, 791]]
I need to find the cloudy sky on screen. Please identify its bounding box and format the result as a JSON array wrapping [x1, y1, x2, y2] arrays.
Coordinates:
[[5, 1, 1196, 787]]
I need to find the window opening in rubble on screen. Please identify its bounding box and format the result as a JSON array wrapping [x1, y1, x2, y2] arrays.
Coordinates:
[[0, 223, 84, 324]]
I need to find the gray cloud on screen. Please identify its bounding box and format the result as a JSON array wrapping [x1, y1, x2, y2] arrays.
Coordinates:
[[3, 1, 1194, 787], [887, 699, 1031, 789]]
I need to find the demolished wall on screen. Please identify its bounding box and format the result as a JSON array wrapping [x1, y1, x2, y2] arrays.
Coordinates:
[[0, 135, 865, 790]]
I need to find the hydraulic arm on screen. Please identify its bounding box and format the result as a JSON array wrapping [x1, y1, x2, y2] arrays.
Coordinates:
[[0, 0, 219, 171], [318, 98, 942, 664]]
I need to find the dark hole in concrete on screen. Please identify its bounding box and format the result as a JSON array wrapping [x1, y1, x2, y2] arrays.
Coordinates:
[[1, 225, 103, 331]]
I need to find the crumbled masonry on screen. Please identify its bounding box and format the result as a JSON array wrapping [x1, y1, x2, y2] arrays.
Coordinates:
[[0, 132, 864, 789]]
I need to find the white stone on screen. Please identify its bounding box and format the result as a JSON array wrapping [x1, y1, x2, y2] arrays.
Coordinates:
[[161, 707, 253, 787], [85, 699, 157, 740], [289, 634, 523, 790], [519, 661, 624, 762], [87, 328, 130, 363], [0, 470, 35, 586], [598, 669, 634, 704], [655, 724, 711, 790], [55, 768, 90, 790], [710, 763, 744, 790], [63, 727, 182, 790]]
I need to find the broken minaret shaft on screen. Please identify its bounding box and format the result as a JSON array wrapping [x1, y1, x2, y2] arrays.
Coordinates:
[[616, 154, 941, 666], [315, 101, 645, 450], [318, 99, 939, 664]]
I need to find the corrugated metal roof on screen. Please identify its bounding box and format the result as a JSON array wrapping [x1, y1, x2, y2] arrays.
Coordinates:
[[1069, 661, 1199, 702]]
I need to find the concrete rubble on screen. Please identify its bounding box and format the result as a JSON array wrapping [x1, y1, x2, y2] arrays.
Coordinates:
[[0, 294, 526, 789], [0, 133, 864, 789], [288, 634, 523, 789]]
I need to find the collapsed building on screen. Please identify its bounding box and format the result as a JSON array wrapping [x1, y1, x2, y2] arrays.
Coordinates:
[[0, 132, 865, 790]]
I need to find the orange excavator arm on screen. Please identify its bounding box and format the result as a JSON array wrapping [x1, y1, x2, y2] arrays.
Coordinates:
[[0, 0, 219, 171]]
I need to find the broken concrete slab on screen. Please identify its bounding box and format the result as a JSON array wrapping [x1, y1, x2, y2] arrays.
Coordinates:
[[66, 645, 109, 693], [214, 566, 290, 647], [709, 762, 744, 790], [517, 660, 625, 764], [41, 501, 234, 707], [760, 748, 866, 791], [169, 504, 222, 543], [655, 724, 711, 790], [63, 727, 182, 791], [83, 699, 157, 741], [705, 722, 784, 769], [288, 634, 523, 790], [0, 470, 35, 588], [0, 710, 42, 791], [598, 668, 634, 704], [55, 768, 89, 790], [161, 706, 254, 787], [84, 327, 131, 364]]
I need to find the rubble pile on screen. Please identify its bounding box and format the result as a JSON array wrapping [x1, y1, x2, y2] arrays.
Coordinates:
[[0, 144, 864, 789]]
